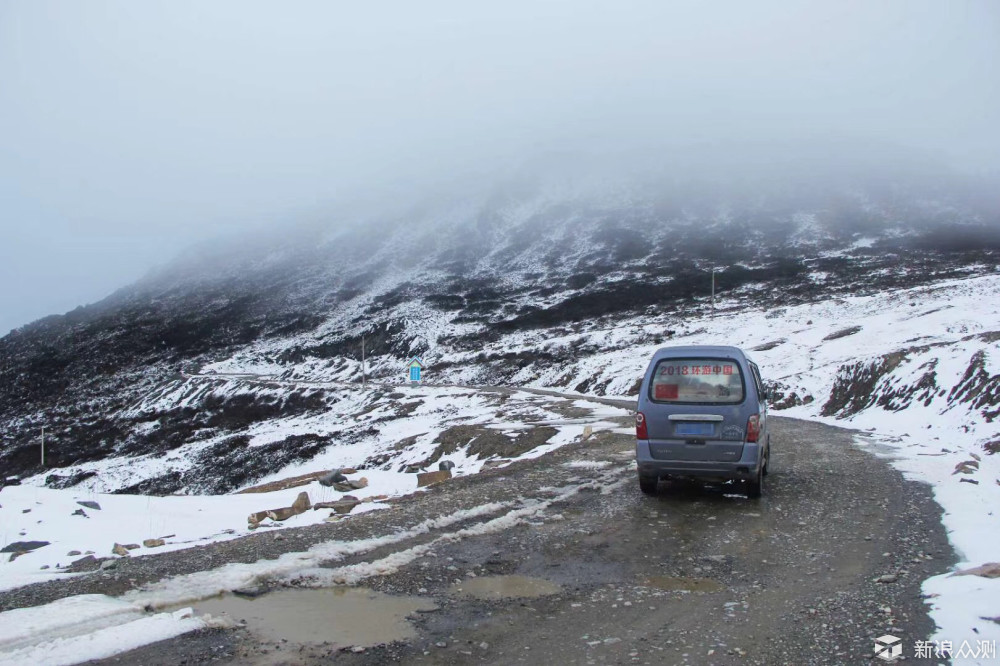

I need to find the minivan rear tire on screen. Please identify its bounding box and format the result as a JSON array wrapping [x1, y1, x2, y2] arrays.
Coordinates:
[[639, 474, 658, 495], [746, 462, 764, 499]]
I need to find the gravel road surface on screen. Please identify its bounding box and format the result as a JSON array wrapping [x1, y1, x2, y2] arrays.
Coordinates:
[[1, 401, 952, 666]]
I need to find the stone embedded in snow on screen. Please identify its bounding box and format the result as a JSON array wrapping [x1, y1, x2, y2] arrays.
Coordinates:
[[291, 491, 311, 513], [267, 507, 298, 522], [4, 540, 50, 560], [315, 499, 362, 514], [112, 543, 130, 557], [72, 508, 88, 518], [481, 459, 511, 470], [248, 510, 270, 525], [953, 460, 979, 475], [418, 470, 452, 487], [439, 460, 456, 471], [66, 555, 101, 572], [332, 501, 360, 514], [249, 491, 313, 526], [318, 470, 348, 487], [954, 562, 1000, 578], [1, 540, 49, 554], [331, 477, 369, 492], [76, 500, 102, 510], [143, 538, 166, 548]]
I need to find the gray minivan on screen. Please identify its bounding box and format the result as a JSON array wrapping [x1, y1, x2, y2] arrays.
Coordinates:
[[635, 345, 770, 497]]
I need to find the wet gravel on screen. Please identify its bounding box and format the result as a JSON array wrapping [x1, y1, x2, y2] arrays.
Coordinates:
[[4, 412, 953, 666]]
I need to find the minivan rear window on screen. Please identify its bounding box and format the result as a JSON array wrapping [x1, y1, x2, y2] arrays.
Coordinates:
[[650, 358, 745, 404]]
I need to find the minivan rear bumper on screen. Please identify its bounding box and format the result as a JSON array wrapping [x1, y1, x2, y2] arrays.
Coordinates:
[[636, 439, 763, 481]]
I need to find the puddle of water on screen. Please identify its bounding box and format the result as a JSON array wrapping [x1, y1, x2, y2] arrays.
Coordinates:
[[449, 575, 561, 600], [643, 576, 724, 593], [193, 587, 436, 647]]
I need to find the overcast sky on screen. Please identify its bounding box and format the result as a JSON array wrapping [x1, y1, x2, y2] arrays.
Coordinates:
[[1, 0, 998, 335]]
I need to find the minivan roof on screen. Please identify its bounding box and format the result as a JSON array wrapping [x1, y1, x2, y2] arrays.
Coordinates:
[[651, 345, 753, 363]]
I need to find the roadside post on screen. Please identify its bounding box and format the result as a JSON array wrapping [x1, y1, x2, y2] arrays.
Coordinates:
[[711, 268, 715, 316]]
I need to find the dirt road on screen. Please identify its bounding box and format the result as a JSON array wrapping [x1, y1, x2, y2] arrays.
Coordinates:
[[55, 404, 952, 666]]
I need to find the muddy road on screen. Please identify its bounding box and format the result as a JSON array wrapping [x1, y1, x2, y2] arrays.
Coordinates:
[[64, 405, 953, 666]]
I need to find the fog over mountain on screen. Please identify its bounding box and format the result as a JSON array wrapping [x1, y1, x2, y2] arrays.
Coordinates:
[[2, 1, 1000, 335]]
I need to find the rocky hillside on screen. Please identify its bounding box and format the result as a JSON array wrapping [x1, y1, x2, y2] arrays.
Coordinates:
[[2, 164, 999, 492]]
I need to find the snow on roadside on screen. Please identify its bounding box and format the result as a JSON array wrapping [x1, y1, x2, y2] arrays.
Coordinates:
[[0, 597, 207, 666], [1, 387, 629, 593], [0, 501, 512, 664]]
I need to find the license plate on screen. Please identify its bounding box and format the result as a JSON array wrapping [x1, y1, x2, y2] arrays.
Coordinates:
[[675, 422, 714, 436]]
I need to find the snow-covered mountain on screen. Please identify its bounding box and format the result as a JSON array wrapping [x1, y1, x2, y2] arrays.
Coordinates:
[[1, 161, 998, 494], [2, 161, 1000, 659]]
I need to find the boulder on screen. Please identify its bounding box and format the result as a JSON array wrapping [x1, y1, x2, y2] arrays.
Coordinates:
[[331, 477, 368, 492], [76, 500, 102, 510], [953, 460, 979, 475], [249, 491, 313, 526], [143, 538, 165, 548], [66, 555, 101, 572], [267, 507, 298, 522], [438, 460, 455, 471], [1, 540, 49, 554], [112, 543, 130, 557], [318, 470, 348, 487], [291, 491, 311, 514], [248, 510, 270, 525], [332, 500, 361, 514], [315, 499, 361, 514], [417, 470, 452, 487]]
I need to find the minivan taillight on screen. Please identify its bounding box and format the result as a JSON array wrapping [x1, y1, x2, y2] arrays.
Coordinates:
[[636, 411, 648, 440], [746, 415, 760, 443]]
